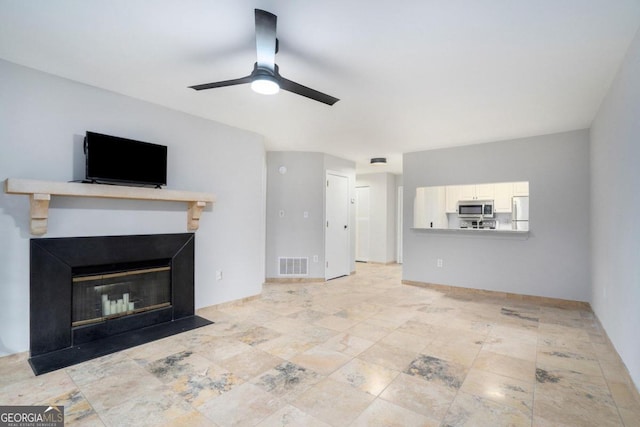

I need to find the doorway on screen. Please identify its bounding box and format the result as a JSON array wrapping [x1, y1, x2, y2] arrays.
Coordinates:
[[325, 172, 350, 280], [355, 186, 370, 262]]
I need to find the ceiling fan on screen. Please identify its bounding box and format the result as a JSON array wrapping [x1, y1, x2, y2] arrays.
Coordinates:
[[189, 9, 339, 106]]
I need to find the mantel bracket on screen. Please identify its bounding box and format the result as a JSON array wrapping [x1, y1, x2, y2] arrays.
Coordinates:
[[29, 193, 51, 236]]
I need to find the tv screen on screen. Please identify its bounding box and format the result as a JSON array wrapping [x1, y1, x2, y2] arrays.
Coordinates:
[[85, 131, 167, 187]]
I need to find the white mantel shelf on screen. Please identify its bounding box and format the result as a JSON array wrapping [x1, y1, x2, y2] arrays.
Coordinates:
[[4, 178, 216, 235]]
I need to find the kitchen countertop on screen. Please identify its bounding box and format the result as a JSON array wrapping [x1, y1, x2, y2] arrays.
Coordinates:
[[410, 227, 529, 238]]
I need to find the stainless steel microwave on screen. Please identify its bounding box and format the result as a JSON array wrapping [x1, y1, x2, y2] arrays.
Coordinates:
[[457, 200, 495, 219]]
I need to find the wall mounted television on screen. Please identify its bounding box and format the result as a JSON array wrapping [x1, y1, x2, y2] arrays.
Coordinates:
[[84, 131, 167, 187]]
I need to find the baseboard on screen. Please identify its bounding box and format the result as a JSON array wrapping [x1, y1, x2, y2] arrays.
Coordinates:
[[264, 277, 325, 284], [401, 279, 591, 310]]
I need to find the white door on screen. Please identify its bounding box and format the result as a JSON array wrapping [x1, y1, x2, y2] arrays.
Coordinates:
[[397, 186, 403, 264], [355, 186, 370, 262], [326, 172, 350, 280]]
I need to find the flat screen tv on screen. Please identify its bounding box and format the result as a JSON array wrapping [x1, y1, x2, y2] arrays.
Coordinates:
[[84, 131, 167, 187]]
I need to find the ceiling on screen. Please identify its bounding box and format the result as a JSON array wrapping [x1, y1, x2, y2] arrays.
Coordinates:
[[1, 1, 639, 174]]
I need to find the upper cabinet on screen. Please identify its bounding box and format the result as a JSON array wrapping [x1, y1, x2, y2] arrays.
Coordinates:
[[494, 182, 514, 213], [445, 181, 529, 214], [513, 181, 530, 196]]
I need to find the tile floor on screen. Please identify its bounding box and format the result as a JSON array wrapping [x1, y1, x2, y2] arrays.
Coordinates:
[[1, 263, 639, 426]]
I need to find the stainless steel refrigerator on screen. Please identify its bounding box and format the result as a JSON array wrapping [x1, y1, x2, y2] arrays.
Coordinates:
[[512, 196, 529, 230]]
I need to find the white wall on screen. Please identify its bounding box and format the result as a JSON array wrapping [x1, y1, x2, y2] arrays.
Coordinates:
[[356, 173, 397, 263], [0, 60, 266, 356], [265, 152, 325, 279], [590, 27, 640, 389], [403, 130, 591, 301], [265, 152, 356, 279]]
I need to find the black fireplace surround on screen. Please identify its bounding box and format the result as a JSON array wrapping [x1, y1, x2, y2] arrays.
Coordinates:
[[29, 233, 212, 375]]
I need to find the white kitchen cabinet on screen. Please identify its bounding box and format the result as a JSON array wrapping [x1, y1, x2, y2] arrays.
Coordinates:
[[458, 184, 495, 201], [414, 186, 447, 228], [494, 182, 513, 213], [475, 184, 495, 200], [445, 185, 463, 213], [513, 181, 529, 196]]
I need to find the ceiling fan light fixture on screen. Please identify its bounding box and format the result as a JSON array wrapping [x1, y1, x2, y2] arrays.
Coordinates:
[[370, 157, 387, 165], [251, 74, 280, 95]]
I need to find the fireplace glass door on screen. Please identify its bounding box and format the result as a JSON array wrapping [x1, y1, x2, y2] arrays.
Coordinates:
[[72, 264, 171, 327]]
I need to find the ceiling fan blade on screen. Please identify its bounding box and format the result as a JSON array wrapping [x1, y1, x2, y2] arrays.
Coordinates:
[[255, 9, 277, 72], [279, 77, 340, 106], [188, 75, 252, 91]]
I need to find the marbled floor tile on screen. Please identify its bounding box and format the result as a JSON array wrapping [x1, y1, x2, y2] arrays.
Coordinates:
[[313, 314, 361, 332], [536, 362, 608, 391], [482, 335, 537, 362], [289, 346, 352, 376], [198, 336, 255, 362], [158, 411, 218, 427], [65, 412, 105, 427], [618, 407, 640, 427], [168, 363, 243, 407], [98, 387, 195, 427], [196, 382, 284, 427], [0, 369, 77, 405], [145, 350, 214, 384], [292, 324, 342, 344], [255, 404, 331, 427], [319, 332, 375, 356], [538, 334, 597, 357], [38, 388, 97, 426], [473, 350, 536, 383], [404, 354, 467, 390], [80, 370, 164, 413], [329, 358, 399, 396], [333, 301, 385, 321], [379, 330, 429, 353], [286, 308, 328, 323], [371, 307, 424, 327], [396, 318, 439, 341], [536, 347, 602, 377], [442, 391, 532, 427], [172, 326, 221, 348], [256, 333, 317, 360], [232, 325, 282, 346], [124, 336, 189, 365], [460, 368, 533, 415], [0, 351, 33, 387], [608, 381, 640, 411], [423, 338, 482, 368], [534, 378, 622, 427], [65, 351, 143, 387], [217, 347, 284, 381], [346, 319, 395, 342], [292, 378, 376, 426], [262, 317, 312, 335], [490, 324, 539, 346], [251, 361, 320, 404], [379, 372, 457, 420], [358, 342, 418, 372], [537, 323, 592, 343], [350, 397, 439, 427]]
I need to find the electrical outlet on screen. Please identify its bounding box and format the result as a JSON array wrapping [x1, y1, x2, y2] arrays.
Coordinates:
[[437, 259, 443, 268], [303, 211, 309, 218], [313, 255, 318, 263], [215, 270, 223, 281]]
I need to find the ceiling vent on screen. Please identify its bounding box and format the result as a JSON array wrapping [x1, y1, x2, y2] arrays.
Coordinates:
[[278, 257, 309, 276]]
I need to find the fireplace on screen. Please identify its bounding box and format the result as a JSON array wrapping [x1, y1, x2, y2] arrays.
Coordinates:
[[29, 233, 212, 375]]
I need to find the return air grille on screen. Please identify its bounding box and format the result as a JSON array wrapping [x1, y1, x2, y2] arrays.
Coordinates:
[[278, 257, 309, 276]]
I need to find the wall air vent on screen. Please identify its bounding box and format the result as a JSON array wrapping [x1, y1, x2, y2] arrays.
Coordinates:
[[278, 257, 309, 276]]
